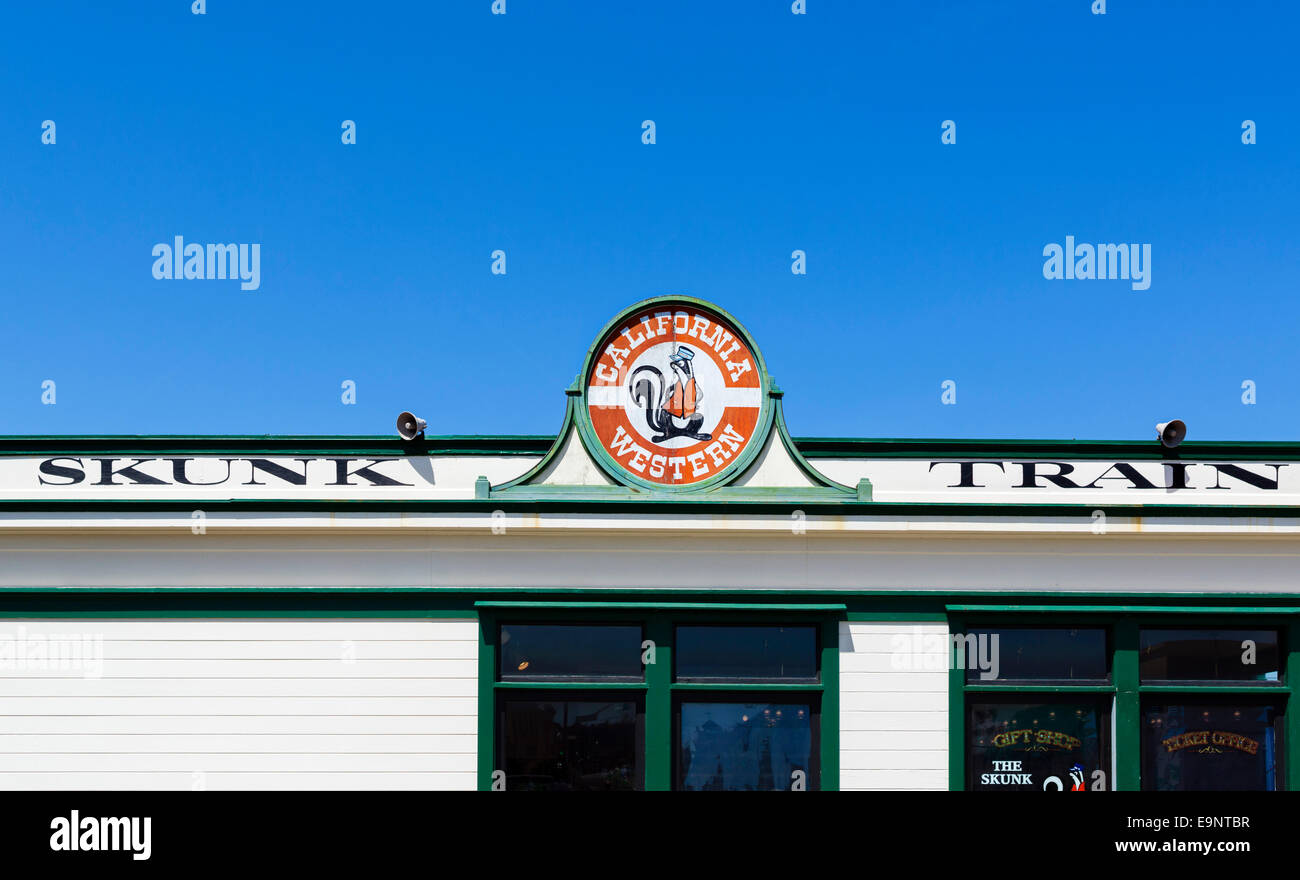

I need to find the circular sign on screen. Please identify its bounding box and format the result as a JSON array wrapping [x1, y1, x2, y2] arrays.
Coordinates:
[[581, 297, 770, 490]]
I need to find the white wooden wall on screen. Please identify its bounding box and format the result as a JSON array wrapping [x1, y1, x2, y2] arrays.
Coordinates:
[[0, 618, 477, 790], [4, 531, 1296, 594], [839, 621, 948, 790]]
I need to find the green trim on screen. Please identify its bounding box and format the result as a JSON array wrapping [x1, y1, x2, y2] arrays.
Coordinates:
[[484, 395, 857, 501], [947, 612, 966, 792], [820, 616, 840, 791], [671, 682, 825, 692], [952, 611, 1298, 792], [10, 435, 1300, 461], [477, 610, 496, 791], [795, 437, 1300, 462], [1137, 684, 1290, 694], [480, 606, 841, 792], [493, 681, 650, 691], [645, 614, 673, 790], [476, 601, 847, 612], [948, 604, 1300, 615], [1113, 618, 1140, 791], [1288, 621, 1300, 792], [572, 295, 776, 494], [962, 684, 1117, 693], [5, 498, 1300, 516], [765, 396, 858, 496], [843, 611, 950, 621], [485, 385, 587, 496]]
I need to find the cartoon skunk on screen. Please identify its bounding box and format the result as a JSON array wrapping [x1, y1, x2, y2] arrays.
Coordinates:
[[629, 346, 712, 443]]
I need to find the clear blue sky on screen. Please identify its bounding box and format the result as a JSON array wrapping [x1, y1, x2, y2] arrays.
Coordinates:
[[2, 1, 1295, 441]]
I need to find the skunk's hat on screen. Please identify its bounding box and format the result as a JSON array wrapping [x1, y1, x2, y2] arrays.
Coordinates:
[[669, 346, 696, 363]]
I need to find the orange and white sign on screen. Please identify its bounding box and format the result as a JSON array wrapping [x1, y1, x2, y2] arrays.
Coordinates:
[[585, 301, 764, 487]]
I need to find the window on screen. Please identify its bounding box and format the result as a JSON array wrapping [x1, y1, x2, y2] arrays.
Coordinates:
[[955, 617, 1290, 791], [968, 700, 1108, 791], [965, 627, 1108, 683], [494, 623, 647, 791], [488, 615, 833, 791], [1143, 702, 1282, 791], [500, 697, 643, 791], [500, 624, 643, 680], [675, 625, 818, 682], [1137, 627, 1285, 791], [1140, 629, 1279, 683], [678, 700, 816, 791]]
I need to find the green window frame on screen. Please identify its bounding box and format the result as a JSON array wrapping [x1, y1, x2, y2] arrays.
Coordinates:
[[477, 603, 842, 791], [949, 610, 1300, 791]]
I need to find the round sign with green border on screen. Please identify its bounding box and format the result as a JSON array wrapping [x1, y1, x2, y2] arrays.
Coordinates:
[[577, 296, 772, 492]]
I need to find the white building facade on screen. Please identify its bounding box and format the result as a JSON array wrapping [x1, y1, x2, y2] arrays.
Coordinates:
[[2, 297, 1296, 791]]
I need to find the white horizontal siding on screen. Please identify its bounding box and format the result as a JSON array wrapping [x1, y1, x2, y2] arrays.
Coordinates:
[[0, 772, 478, 791], [0, 618, 477, 790], [839, 621, 948, 791], [91, 639, 477, 660], [8, 531, 1299, 594], [0, 697, 477, 715], [0, 679, 479, 696], [841, 769, 948, 790]]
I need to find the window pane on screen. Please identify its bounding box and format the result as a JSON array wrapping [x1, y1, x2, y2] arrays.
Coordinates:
[[501, 699, 640, 790], [1143, 703, 1282, 791], [679, 702, 814, 791], [965, 628, 1107, 683], [1140, 629, 1280, 682], [967, 701, 1107, 791], [499, 624, 642, 680], [675, 626, 817, 681]]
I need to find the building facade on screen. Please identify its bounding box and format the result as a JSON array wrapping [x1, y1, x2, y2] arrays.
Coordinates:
[[2, 296, 1297, 791]]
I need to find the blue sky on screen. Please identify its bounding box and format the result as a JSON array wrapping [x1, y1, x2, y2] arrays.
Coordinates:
[[1, 1, 1295, 441]]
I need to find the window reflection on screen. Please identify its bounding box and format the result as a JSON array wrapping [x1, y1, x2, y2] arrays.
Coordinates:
[[967, 701, 1107, 791], [1140, 630, 1279, 683], [965, 628, 1107, 683], [502, 700, 639, 790], [675, 626, 817, 681], [1142, 703, 1281, 791], [679, 702, 813, 790], [500, 624, 643, 680]]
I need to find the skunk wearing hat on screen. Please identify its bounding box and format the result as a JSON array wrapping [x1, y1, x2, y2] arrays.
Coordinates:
[[630, 346, 712, 443]]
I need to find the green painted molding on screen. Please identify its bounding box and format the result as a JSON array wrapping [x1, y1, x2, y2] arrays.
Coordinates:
[[1114, 618, 1140, 790], [484, 385, 586, 495], [4, 497, 1300, 516], [765, 396, 857, 496], [476, 601, 847, 611], [7, 434, 1300, 462], [478, 605, 838, 792], [1136, 684, 1291, 694], [947, 604, 1300, 614], [1287, 621, 1300, 791], [478, 369, 866, 502]]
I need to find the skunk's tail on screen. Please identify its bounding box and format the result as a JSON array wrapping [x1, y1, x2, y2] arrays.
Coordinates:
[[629, 365, 664, 424]]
